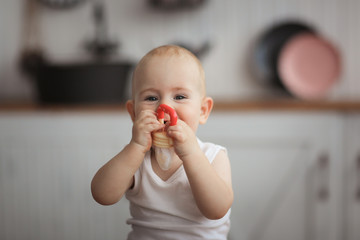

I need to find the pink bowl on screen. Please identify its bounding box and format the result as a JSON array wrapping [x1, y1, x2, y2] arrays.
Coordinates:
[[278, 33, 341, 100]]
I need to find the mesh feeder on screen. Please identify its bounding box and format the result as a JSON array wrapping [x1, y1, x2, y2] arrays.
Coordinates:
[[152, 104, 178, 170]]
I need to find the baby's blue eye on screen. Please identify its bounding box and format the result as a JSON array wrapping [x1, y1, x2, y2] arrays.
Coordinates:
[[145, 96, 158, 101], [174, 95, 186, 100]]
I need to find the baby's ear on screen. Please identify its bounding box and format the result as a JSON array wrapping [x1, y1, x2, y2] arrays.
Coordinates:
[[199, 97, 213, 125], [126, 100, 135, 122]]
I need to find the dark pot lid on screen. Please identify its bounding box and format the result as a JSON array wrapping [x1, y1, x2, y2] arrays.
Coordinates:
[[252, 21, 315, 88]]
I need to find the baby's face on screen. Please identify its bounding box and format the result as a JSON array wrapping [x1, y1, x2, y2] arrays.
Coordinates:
[[131, 54, 206, 132]]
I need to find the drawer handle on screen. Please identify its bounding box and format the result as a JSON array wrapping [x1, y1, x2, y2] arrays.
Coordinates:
[[356, 153, 360, 201], [317, 153, 329, 201]]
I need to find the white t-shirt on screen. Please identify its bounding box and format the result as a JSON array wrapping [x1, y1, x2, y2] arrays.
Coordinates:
[[125, 139, 231, 240]]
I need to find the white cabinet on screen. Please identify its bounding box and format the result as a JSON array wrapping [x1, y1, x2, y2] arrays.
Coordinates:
[[0, 111, 357, 240], [0, 113, 133, 240], [197, 112, 343, 240], [343, 114, 360, 240]]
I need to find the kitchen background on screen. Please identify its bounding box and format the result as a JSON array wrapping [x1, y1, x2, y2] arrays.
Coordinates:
[[1, 1, 360, 240], [0, 0, 359, 102]]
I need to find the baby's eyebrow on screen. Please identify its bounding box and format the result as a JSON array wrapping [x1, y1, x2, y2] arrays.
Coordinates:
[[172, 87, 192, 93], [138, 88, 158, 96]]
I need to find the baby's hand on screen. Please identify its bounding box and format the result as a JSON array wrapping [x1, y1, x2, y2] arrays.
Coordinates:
[[167, 119, 200, 160], [130, 110, 164, 153]]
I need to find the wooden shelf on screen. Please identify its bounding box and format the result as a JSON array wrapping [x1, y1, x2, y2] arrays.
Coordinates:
[[212, 99, 360, 112], [1, 100, 360, 112]]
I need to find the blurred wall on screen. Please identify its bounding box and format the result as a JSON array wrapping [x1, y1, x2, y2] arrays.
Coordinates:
[[1, 0, 359, 102]]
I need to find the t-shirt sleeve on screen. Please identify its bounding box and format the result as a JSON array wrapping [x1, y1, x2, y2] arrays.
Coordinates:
[[198, 139, 227, 164]]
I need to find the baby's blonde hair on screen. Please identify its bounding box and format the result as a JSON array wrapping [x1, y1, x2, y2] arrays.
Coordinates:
[[131, 45, 206, 97]]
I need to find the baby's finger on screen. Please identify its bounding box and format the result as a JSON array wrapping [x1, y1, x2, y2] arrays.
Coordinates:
[[167, 126, 186, 142], [141, 116, 160, 125], [135, 111, 161, 128], [138, 109, 157, 119], [147, 122, 165, 133]]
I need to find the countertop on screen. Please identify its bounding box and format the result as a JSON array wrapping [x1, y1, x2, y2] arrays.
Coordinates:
[[1, 99, 360, 113]]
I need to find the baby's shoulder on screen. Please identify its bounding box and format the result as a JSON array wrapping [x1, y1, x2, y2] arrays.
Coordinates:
[[197, 138, 227, 163]]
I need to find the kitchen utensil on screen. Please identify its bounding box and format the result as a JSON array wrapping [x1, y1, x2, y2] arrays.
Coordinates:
[[278, 33, 341, 100], [36, 62, 133, 104], [84, 0, 118, 59], [37, 0, 86, 9], [251, 20, 341, 99], [251, 21, 315, 89]]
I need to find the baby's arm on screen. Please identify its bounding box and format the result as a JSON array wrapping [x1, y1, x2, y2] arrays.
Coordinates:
[[168, 121, 233, 220], [91, 143, 146, 205], [183, 149, 233, 220], [91, 110, 164, 205]]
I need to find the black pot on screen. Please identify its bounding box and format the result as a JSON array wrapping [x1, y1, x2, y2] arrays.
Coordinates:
[[251, 21, 315, 90], [35, 62, 133, 104]]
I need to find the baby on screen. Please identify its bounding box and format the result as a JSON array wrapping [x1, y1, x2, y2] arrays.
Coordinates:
[[91, 45, 233, 239]]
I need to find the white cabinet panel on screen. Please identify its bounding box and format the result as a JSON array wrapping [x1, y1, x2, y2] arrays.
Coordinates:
[[343, 114, 360, 240], [197, 112, 343, 240], [0, 113, 133, 240]]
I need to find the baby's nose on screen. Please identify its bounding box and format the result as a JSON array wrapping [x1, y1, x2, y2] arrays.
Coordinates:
[[157, 102, 174, 113]]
